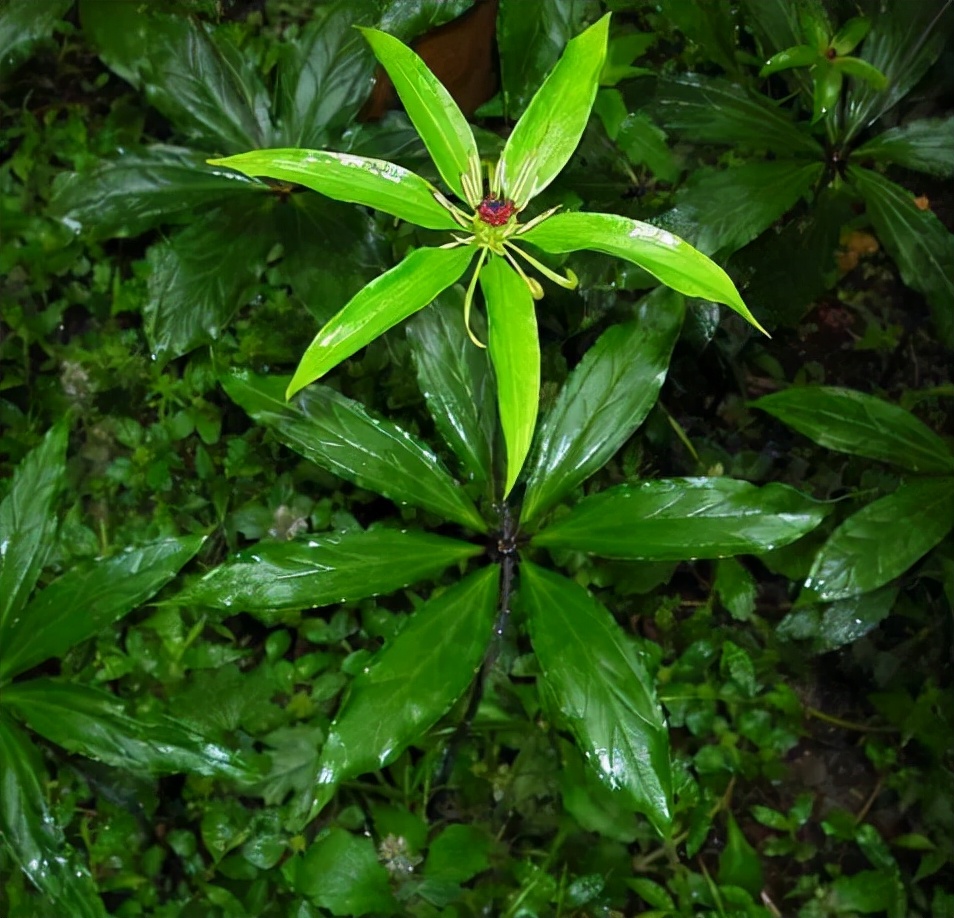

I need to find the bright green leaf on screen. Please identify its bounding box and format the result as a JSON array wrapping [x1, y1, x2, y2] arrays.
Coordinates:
[[287, 244, 475, 397], [759, 44, 819, 76], [520, 563, 672, 835], [425, 824, 493, 883], [834, 55, 888, 90], [831, 16, 871, 55], [805, 478, 954, 601], [754, 386, 954, 474], [520, 287, 684, 525], [175, 529, 481, 621], [533, 479, 828, 560], [479, 255, 539, 498]]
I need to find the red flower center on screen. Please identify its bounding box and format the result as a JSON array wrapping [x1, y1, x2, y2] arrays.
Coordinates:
[[477, 195, 516, 226]]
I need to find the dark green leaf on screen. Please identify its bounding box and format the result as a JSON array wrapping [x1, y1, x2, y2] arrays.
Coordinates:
[[714, 558, 757, 622], [208, 148, 460, 231], [222, 369, 487, 532], [653, 75, 822, 157], [521, 210, 763, 329], [520, 287, 684, 526], [718, 813, 764, 897], [805, 477, 954, 601], [144, 209, 270, 366], [3, 679, 249, 778], [849, 165, 954, 348], [777, 586, 899, 652], [407, 290, 496, 486], [854, 117, 954, 178], [520, 563, 672, 835], [0, 0, 71, 81], [754, 386, 954, 474], [480, 255, 539, 498], [661, 161, 823, 257], [615, 112, 680, 183], [0, 713, 106, 917], [0, 422, 67, 641], [496, 0, 601, 118], [425, 824, 493, 884], [498, 14, 610, 207], [175, 529, 481, 620], [310, 567, 498, 816], [0, 536, 204, 682], [49, 145, 266, 241], [295, 828, 397, 916], [825, 869, 902, 914], [533, 478, 828, 560], [288, 244, 475, 397], [654, 0, 741, 76]]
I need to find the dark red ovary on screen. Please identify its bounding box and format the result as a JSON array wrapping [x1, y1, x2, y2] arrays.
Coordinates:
[[477, 196, 516, 226]]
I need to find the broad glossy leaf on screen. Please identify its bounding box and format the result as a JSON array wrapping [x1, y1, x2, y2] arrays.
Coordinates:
[[853, 117, 954, 178], [754, 386, 954, 474], [0, 713, 106, 917], [805, 478, 954, 602], [359, 27, 480, 204], [209, 148, 459, 231], [520, 563, 672, 835], [660, 160, 823, 259], [176, 529, 481, 621], [288, 244, 475, 397], [849, 165, 954, 347], [0, 0, 71, 81], [407, 290, 496, 486], [498, 14, 609, 208], [497, 0, 599, 118], [222, 369, 487, 532], [0, 422, 67, 639], [144, 206, 271, 365], [310, 566, 499, 816], [80, 0, 271, 150], [520, 287, 684, 526], [480, 255, 539, 498], [376, 0, 477, 38], [49, 145, 266, 240], [0, 536, 204, 682], [4, 679, 250, 779], [652, 75, 822, 157], [520, 210, 764, 331], [533, 479, 828, 560], [777, 585, 899, 652]]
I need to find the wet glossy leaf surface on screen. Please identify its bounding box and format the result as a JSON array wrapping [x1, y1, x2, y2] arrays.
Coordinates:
[[0, 0, 74, 81], [311, 566, 498, 814], [777, 586, 899, 652], [0, 536, 204, 682], [222, 369, 486, 532], [533, 478, 828, 560], [805, 477, 954, 602], [521, 287, 684, 526], [754, 386, 954, 474], [853, 117, 954, 178], [480, 255, 538, 498], [520, 563, 672, 835], [407, 290, 496, 486], [175, 529, 481, 621]]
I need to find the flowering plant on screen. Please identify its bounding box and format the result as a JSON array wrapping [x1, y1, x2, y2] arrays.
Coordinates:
[[211, 14, 764, 495]]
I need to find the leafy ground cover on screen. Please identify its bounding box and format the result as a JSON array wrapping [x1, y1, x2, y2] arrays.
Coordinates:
[[1, 0, 952, 916]]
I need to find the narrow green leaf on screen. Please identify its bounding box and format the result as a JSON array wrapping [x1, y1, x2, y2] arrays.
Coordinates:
[[834, 56, 888, 90], [520, 563, 672, 835], [222, 369, 487, 532], [759, 44, 819, 76], [831, 17, 871, 56], [49, 145, 265, 240], [718, 813, 765, 897], [0, 0, 72, 81], [849, 165, 954, 347], [359, 26, 480, 204], [479, 256, 539, 498], [208, 148, 460, 231], [520, 210, 766, 332], [288, 244, 475, 397], [175, 529, 481, 621], [754, 386, 954, 474], [498, 14, 610, 207], [4, 679, 250, 779], [854, 117, 954, 178], [520, 287, 684, 526], [310, 566, 499, 816], [533, 479, 828, 560], [407, 290, 496, 486], [0, 422, 68, 639], [0, 713, 106, 917], [0, 536, 204, 682], [812, 63, 842, 123], [652, 75, 822, 158], [805, 478, 954, 601]]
